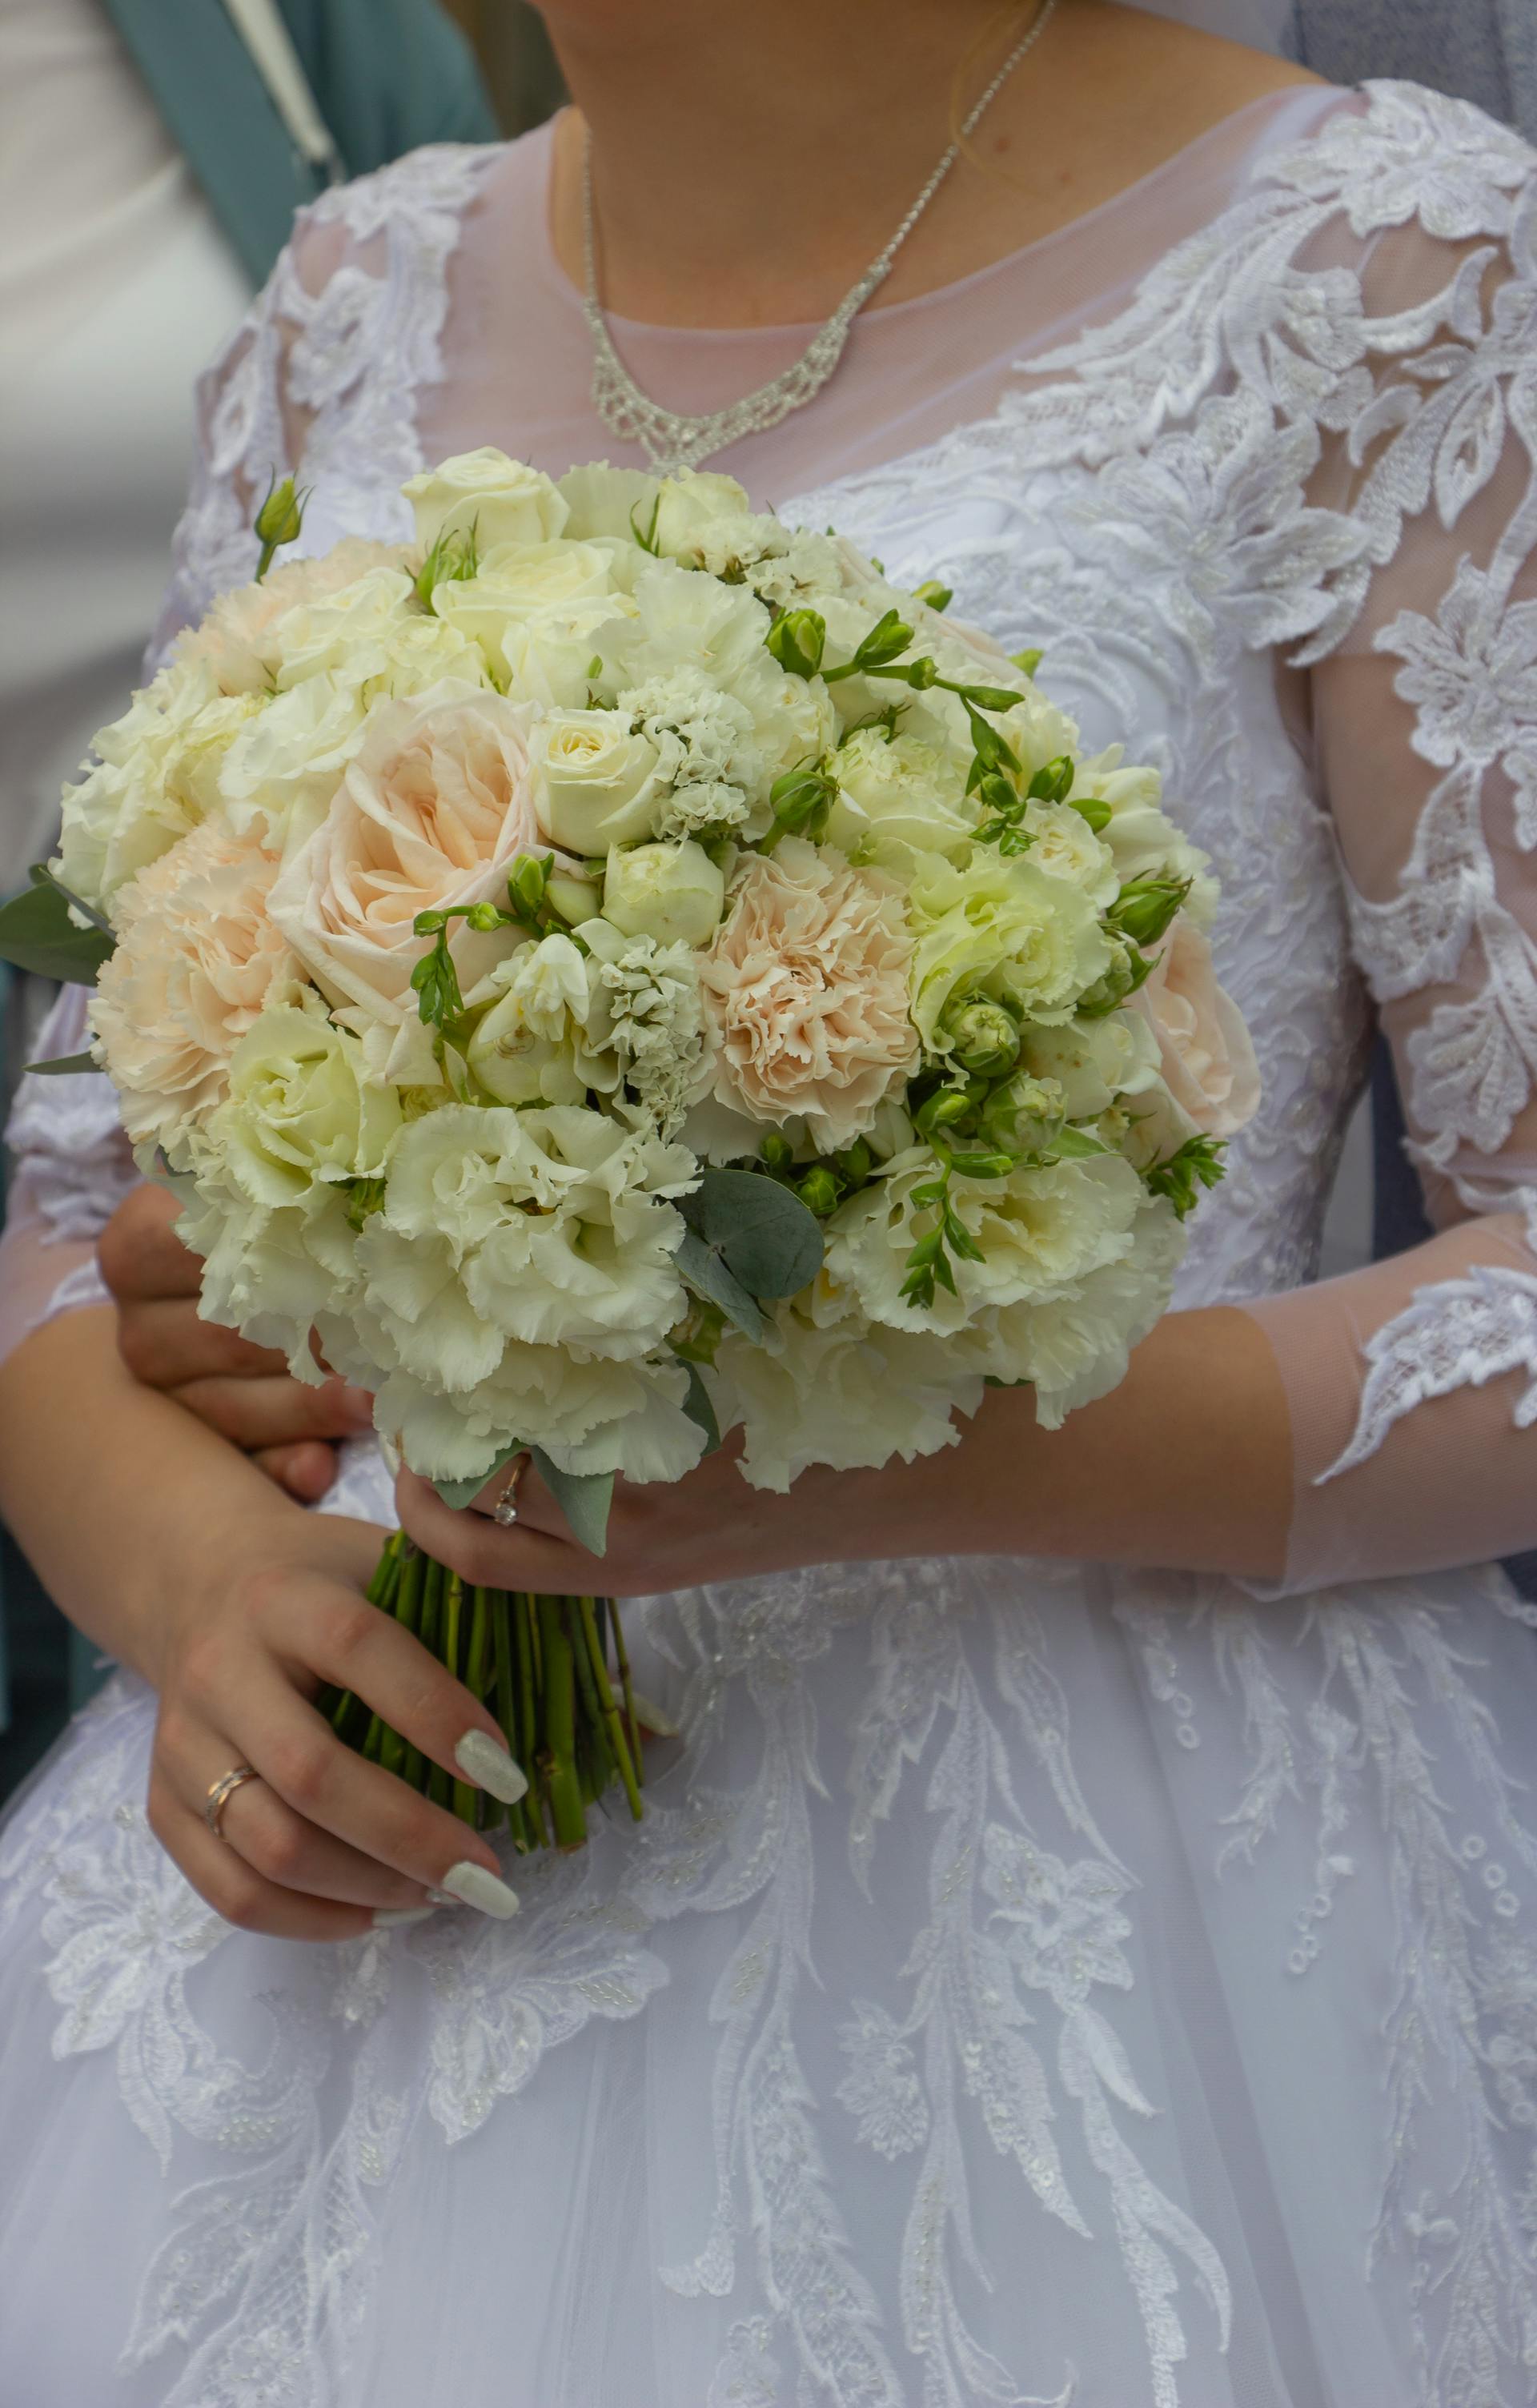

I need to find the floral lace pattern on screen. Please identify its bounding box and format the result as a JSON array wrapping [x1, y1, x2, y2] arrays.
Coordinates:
[[7, 80, 1537, 2408]]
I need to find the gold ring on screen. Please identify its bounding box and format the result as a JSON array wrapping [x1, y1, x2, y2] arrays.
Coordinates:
[[492, 1454, 529, 1527], [204, 1764, 260, 1842]]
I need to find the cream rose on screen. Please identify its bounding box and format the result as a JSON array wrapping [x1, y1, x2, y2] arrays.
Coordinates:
[[205, 996, 401, 1208], [1126, 916, 1260, 1139], [699, 837, 918, 1152], [603, 840, 724, 949], [531, 710, 667, 853], [403, 448, 568, 555], [89, 822, 298, 1152], [267, 680, 549, 1026]]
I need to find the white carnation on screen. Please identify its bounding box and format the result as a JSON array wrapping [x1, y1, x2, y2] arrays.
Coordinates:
[[713, 1306, 974, 1494], [577, 916, 713, 1133], [616, 668, 761, 839]]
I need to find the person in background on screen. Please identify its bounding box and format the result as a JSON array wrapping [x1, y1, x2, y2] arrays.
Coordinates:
[[0, 0, 496, 1795]]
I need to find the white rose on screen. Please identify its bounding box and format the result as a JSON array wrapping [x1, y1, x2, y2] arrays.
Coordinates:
[[603, 839, 724, 948], [445, 537, 616, 612], [468, 993, 587, 1106], [651, 468, 754, 556], [530, 709, 667, 852], [402, 447, 569, 554], [56, 658, 264, 914], [1078, 746, 1219, 929], [217, 673, 370, 857], [1019, 1011, 1162, 1119], [557, 463, 663, 544], [269, 567, 419, 688], [203, 997, 401, 1208], [463, 594, 638, 706]]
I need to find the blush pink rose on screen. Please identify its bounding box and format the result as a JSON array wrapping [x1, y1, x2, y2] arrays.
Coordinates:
[[267, 680, 553, 1026], [1128, 915, 1259, 1139], [89, 821, 297, 1149], [176, 540, 416, 694], [699, 837, 919, 1154]]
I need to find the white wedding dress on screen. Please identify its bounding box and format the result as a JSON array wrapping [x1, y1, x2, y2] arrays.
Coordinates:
[[6, 78, 1537, 2408]]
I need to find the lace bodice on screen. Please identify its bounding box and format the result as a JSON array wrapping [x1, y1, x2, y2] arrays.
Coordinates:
[[5, 78, 1537, 1586]]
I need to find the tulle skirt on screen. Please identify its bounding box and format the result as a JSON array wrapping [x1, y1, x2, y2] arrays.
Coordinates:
[[5, 1548, 1537, 2408]]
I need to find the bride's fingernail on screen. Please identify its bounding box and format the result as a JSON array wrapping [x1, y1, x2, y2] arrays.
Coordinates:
[[373, 1904, 435, 1928], [442, 1860, 521, 1920], [629, 1692, 680, 1739], [454, 1730, 529, 1805]]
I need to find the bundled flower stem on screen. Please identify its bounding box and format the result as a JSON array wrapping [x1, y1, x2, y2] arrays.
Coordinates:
[[321, 1531, 644, 1851]]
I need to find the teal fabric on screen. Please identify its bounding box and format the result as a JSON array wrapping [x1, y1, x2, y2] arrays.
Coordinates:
[[98, 0, 499, 287]]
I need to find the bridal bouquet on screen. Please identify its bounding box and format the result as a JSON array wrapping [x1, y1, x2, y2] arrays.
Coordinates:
[[0, 447, 1257, 1846]]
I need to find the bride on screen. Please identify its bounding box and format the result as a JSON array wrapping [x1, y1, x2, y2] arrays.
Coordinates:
[[3, 2, 1536, 2400]]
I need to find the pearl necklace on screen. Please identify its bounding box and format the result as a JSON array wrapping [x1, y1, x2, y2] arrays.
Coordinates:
[[581, 0, 1062, 476]]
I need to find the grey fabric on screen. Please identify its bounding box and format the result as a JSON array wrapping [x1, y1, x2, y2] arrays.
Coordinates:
[[1293, 0, 1537, 138]]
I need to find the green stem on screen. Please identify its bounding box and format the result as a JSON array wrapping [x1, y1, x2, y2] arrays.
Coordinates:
[[537, 1595, 588, 1849], [579, 1595, 643, 1822], [445, 1572, 479, 1824], [516, 1593, 547, 1846], [379, 1545, 426, 1781], [610, 1599, 643, 1771], [571, 1599, 615, 1799]]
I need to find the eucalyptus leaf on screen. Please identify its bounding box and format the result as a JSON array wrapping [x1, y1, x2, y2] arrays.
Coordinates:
[[433, 1441, 527, 1515], [530, 1450, 613, 1556], [676, 1228, 765, 1343], [681, 1168, 824, 1300], [22, 1051, 95, 1076], [677, 1360, 722, 1455], [0, 881, 113, 984]]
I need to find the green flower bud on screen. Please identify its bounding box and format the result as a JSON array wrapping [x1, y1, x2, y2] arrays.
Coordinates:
[[760, 1132, 794, 1175], [766, 608, 827, 680], [1026, 754, 1075, 805], [509, 853, 552, 917], [1011, 647, 1044, 678], [940, 997, 1021, 1079], [254, 475, 307, 580], [1066, 789, 1112, 833], [1110, 876, 1188, 949], [544, 871, 600, 927], [913, 580, 953, 612], [853, 609, 914, 668], [797, 1165, 841, 1218], [835, 1138, 873, 1185], [915, 1087, 973, 1138], [463, 900, 508, 933], [983, 1071, 1065, 1157], [412, 908, 448, 937], [1076, 939, 1142, 1021]]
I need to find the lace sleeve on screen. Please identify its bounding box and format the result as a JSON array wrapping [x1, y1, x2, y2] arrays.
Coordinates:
[[1241, 133, 1537, 1586]]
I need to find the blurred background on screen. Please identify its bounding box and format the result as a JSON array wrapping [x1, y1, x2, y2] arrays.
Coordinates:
[[439, 1, 563, 131]]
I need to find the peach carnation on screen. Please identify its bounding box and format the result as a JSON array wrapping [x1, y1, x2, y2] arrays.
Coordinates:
[[90, 821, 297, 1150], [699, 837, 918, 1153], [1128, 915, 1259, 1139], [176, 539, 415, 694], [268, 679, 553, 1028]]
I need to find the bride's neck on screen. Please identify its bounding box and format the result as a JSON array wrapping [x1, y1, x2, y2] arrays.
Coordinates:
[[541, 0, 1059, 328]]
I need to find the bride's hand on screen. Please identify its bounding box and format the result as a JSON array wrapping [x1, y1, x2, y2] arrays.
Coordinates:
[[145, 1505, 524, 1942], [394, 1440, 943, 1599], [100, 1183, 375, 1503]]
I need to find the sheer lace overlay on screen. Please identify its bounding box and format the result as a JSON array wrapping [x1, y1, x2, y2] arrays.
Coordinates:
[[7, 82, 1537, 2406]]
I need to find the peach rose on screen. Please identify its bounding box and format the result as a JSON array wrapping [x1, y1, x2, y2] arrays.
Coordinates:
[[176, 540, 416, 695], [1127, 916, 1259, 1139], [90, 821, 297, 1150], [267, 680, 552, 1027], [699, 837, 918, 1153]]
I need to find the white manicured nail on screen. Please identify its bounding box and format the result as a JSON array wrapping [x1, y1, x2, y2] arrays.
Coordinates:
[[454, 1729, 528, 1804], [373, 1904, 435, 1928], [442, 1860, 520, 1919], [630, 1692, 680, 1739]]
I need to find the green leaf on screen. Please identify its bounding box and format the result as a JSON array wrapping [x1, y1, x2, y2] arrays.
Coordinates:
[[1048, 1125, 1111, 1160], [0, 879, 113, 983], [675, 1227, 766, 1344], [22, 1051, 95, 1076], [682, 1168, 824, 1299], [432, 1441, 527, 1514], [529, 1450, 613, 1555], [677, 1360, 723, 1455]]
